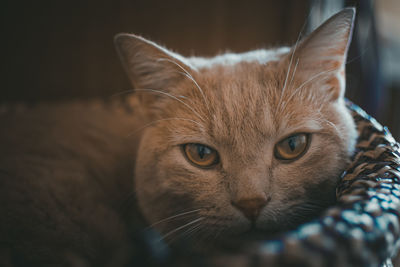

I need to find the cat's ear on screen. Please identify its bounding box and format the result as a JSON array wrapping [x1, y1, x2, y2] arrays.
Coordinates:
[[293, 8, 355, 100], [114, 33, 193, 92]]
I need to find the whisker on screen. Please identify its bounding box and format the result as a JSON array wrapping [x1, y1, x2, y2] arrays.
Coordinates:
[[160, 217, 205, 241], [135, 88, 206, 122], [167, 220, 204, 244], [191, 217, 224, 247], [111, 88, 206, 122], [182, 222, 205, 240], [279, 55, 294, 110], [146, 208, 204, 229], [324, 120, 342, 136], [157, 58, 212, 115], [277, 58, 300, 114], [126, 117, 204, 137], [278, 68, 338, 113], [277, 29, 302, 113], [293, 68, 338, 93], [315, 114, 344, 141], [288, 58, 299, 90], [181, 72, 212, 115], [110, 89, 135, 98], [276, 16, 311, 114], [281, 45, 296, 95]]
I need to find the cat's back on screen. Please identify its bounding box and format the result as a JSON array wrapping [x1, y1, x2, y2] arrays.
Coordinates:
[[0, 98, 141, 266], [0, 99, 138, 170]]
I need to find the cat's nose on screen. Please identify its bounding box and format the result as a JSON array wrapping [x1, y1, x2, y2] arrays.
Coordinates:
[[232, 196, 270, 221]]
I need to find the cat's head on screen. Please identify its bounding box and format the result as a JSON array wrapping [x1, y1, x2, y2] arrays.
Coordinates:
[[115, 8, 357, 247]]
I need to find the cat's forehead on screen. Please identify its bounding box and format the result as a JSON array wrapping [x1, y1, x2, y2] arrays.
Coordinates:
[[162, 48, 327, 155], [204, 83, 317, 143], [170, 61, 322, 154]]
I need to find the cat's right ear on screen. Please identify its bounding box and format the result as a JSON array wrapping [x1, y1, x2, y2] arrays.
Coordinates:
[[292, 8, 355, 101], [114, 33, 193, 93]]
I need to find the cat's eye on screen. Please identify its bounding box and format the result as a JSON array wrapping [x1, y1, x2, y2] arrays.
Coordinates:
[[183, 144, 219, 168], [274, 133, 310, 161]]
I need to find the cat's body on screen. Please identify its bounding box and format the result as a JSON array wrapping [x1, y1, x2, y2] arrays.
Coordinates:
[[0, 100, 144, 265], [0, 9, 357, 266]]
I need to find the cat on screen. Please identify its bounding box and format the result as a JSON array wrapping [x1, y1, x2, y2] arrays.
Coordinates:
[[115, 8, 357, 248], [0, 8, 357, 266]]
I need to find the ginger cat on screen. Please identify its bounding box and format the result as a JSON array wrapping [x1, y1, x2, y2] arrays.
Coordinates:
[[0, 8, 357, 266]]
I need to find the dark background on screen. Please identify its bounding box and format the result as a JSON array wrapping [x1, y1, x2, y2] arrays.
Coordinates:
[[1, 0, 399, 138], [0, 0, 307, 101]]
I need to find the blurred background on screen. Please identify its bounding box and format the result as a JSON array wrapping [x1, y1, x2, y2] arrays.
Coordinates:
[[1, 0, 399, 139]]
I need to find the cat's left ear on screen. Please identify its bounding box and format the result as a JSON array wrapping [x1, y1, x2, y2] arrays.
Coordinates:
[[293, 8, 355, 100], [114, 33, 194, 98]]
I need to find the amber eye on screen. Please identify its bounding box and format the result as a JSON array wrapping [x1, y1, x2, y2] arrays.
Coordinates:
[[274, 134, 310, 161], [183, 144, 219, 168]]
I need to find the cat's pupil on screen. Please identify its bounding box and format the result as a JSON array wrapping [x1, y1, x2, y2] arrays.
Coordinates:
[[197, 145, 209, 159], [288, 137, 296, 151]]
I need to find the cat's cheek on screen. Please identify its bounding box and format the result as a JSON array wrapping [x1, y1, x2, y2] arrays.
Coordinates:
[[268, 135, 346, 216], [135, 140, 232, 235]]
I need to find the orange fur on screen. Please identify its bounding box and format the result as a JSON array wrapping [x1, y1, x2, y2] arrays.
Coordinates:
[[113, 8, 358, 248]]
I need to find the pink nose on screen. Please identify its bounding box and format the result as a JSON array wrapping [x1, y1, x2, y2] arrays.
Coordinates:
[[232, 196, 270, 221]]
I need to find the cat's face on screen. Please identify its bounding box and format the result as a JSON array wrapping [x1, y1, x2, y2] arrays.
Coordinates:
[[115, 9, 357, 246]]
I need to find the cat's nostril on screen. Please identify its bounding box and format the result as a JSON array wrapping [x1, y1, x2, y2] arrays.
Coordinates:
[[232, 196, 270, 221]]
